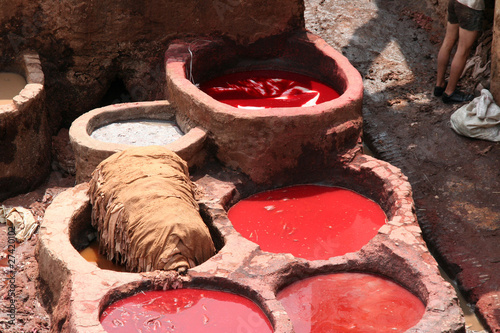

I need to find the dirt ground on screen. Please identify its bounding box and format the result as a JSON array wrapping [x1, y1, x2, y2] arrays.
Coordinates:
[[305, 0, 499, 331], [1, 0, 499, 332], [0, 172, 74, 332]]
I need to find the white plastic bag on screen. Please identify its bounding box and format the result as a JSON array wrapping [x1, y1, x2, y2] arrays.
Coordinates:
[[0, 205, 39, 242], [450, 89, 500, 142]]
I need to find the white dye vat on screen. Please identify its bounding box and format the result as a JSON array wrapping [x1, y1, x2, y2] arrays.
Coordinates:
[[91, 119, 184, 146]]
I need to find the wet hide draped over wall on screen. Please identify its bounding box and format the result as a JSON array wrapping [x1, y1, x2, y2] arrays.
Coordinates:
[[88, 146, 215, 272]]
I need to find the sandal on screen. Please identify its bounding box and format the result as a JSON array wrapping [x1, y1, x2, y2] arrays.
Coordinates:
[[442, 90, 474, 104]]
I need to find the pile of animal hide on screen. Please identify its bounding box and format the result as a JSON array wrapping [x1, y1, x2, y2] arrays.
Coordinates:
[[88, 146, 215, 272]]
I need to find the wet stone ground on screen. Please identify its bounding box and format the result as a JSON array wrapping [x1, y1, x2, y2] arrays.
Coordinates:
[[1, 0, 499, 332]]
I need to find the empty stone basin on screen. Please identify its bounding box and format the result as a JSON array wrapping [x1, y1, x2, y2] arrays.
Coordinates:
[[0, 51, 50, 200], [69, 100, 208, 183], [165, 31, 364, 184]]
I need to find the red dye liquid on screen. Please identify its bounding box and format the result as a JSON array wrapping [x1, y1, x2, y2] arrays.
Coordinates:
[[277, 273, 425, 333], [227, 185, 387, 260], [200, 70, 340, 108], [100, 288, 273, 333]]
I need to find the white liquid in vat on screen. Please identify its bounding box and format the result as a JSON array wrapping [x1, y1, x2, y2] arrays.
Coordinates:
[[91, 119, 184, 146]]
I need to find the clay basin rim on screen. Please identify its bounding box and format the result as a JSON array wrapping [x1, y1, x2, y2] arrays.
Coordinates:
[[166, 31, 363, 119]]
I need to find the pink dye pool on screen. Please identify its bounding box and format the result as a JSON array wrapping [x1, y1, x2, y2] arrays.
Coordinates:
[[277, 273, 426, 333], [227, 185, 387, 260], [100, 288, 273, 333], [200, 70, 340, 108]]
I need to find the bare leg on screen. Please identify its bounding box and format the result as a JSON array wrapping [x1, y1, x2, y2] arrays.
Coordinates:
[[444, 27, 479, 95], [436, 23, 459, 88]]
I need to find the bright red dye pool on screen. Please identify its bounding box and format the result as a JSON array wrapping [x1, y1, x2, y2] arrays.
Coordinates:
[[200, 70, 340, 108], [100, 288, 273, 333], [227, 185, 387, 260], [277, 273, 425, 333]]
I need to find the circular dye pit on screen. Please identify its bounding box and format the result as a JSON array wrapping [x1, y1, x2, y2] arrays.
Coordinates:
[[166, 33, 364, 183], [277, 273, 425, 333], [227, 185, 387, 260], [200, 70, 340, 109], [91, 119, 184, 146], [69, 101, 209, 183], [0, 72, 26, 105], [100, 288, 273, 333]]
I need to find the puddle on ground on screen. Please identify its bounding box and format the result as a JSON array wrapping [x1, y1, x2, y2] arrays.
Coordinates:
[[439, 266, 486, 331]]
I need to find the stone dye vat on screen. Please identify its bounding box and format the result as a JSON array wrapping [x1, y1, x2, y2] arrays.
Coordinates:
[[277, 272, 425, 332], [69, 100, 208, 183], [0, 51, 51, 201], [100, 288, 273, 332], [166, 31, 364, 184], [227, 184, 387, 260], [36, 154, 465, 332]]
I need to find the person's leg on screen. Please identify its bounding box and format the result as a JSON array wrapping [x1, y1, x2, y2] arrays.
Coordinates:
[[444, 27, 479, 96], [436, 22, 459, 89]]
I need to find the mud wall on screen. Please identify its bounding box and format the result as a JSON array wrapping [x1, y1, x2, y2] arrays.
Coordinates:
[[0, 0, 305, 129]]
